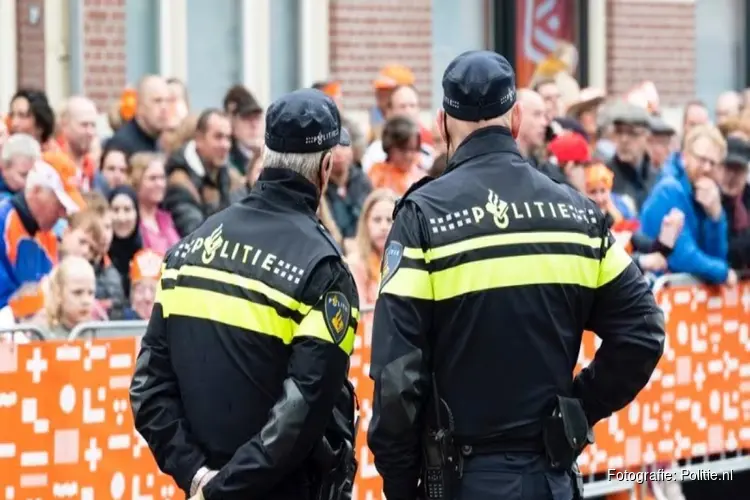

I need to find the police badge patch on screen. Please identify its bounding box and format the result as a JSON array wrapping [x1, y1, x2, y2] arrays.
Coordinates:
[[379, 241, 403, 291], [323, 291, 351, 345]]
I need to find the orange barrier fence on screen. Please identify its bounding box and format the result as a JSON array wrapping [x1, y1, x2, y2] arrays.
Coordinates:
[[0, 280, 748, 499]]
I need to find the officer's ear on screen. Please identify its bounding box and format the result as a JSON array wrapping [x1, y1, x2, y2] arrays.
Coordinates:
[[510, 103, 522, 139], [436, 109, 448, 145], [319, 150, 334, 193]]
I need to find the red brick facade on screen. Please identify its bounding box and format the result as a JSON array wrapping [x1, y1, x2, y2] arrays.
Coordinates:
[[12, 0, 699, 112], [606, 0, 696, 107], [81, 0, 127, 110], [16, 0, 46, 90], [329, 0, 433, 112]]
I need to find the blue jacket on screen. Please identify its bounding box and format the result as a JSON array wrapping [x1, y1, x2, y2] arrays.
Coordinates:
[[659, 151, 683, 181], [639, 162, 729, 284], [0, 196, 58, 309]]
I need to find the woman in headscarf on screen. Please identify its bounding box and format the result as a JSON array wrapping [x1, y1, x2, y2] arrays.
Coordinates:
[[107, 185, 143, 297]]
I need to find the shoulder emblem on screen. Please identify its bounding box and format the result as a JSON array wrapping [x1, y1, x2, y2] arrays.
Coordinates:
[[323, 291, 351, 345], [379, 240, 403, 291], [394, 176, 434, 218]]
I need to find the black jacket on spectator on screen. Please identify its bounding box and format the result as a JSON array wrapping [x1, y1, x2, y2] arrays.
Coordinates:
[[95, 258, 127, 319], [106, 119, 159, 158], [722, 186, 750, 270], [526, 154, 569, 186], [163, 141, 237, 237], [227, 140, 251, 174], [324, 167, 372, 239], [608, 154, 658, 212]]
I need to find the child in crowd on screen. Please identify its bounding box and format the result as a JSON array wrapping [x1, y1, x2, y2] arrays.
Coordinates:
[[82, 192, 127, 319], [35, 255, 96, 339], [346, 189, 398, 305], [123, 249, 162, 320], [60, 209, 103, 262]]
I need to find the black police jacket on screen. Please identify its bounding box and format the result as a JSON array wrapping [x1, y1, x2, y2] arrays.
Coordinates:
[[130, 168, 360, 500], [367, 126, 665, 499]]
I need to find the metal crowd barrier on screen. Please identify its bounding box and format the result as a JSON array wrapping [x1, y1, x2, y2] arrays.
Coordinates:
[[0, 324, 47, 342], [67, 320, 148, 340]]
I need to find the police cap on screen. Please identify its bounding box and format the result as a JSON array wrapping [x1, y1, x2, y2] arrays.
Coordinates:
[[265, 88, 341, 154], [442, 50, 517, 122]]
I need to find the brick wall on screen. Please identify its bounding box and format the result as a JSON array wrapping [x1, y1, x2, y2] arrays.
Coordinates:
[[82, 0, 127, 111], [329, 0, 433, 112], [607, 0, 696, 107], [16, 0, 46, 90]]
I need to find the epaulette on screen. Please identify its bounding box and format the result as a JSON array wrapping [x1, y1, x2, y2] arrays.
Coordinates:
[[393, 175, 434, 218], [317, 222, 345, 258]]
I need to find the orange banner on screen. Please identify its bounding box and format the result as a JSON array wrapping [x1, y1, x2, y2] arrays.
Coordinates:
[[515, 0, 576, 87], [0, 281, 748, 499]]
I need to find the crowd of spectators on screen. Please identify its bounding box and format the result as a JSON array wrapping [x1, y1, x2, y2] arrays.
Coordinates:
[[0, 48, 748, 341]]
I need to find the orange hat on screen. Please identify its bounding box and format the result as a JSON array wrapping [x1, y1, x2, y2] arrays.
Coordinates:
[[585, 163, 615, 191], [320, 81, 342, 99], [120, 88, 137, 121], [28, 152, 86, 214], [373, 64, 415, 90], [130, 249, 163, 283]]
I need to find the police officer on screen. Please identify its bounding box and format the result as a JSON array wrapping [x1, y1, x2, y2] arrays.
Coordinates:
[[367, 51, 665, 499], [130, 89, 360, 500]]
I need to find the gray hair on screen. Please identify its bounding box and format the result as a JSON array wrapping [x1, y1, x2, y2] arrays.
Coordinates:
[[262, 147, 327, 183], [1, 134, 42, 163]]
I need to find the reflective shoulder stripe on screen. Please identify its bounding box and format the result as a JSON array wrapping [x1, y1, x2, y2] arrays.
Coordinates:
[[380, 268, 433, 299], [160, 286, 295, 343], [383, 231, 611, 301], [431, 254, 599, 300], [598, 242, 632, 287], [295, 309, 357, 355]]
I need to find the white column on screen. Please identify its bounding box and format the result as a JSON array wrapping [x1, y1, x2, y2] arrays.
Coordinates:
[[159, 0, 188, 80], [587, 0, 607, 90], [44, 0, 70, 108], [299, 0, 331, 87], [241, 0, 271, 106], [0, 0, 18, 109]]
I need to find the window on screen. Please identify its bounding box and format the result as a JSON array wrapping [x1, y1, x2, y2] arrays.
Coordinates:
[[269, 0, 300, 100], [125, 0, 159, 84], [186, 0, 242, 109]]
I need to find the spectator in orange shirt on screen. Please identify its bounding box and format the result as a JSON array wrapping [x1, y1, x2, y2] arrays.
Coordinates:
[[368, 116, 426, 196], [56, 96, 99, 190]]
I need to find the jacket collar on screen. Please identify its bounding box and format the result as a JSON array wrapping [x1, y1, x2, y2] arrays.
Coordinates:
[[251, 167, 320, 215], [10, 193, 40, 235], [444, 126, 522, 175]]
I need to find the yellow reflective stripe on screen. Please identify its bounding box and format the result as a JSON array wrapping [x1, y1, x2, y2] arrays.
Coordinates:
[[160, 287, 294, 343], [352, 307, 360, 321], [380, 268, 433, 299], [161, 268, 179, 281], [402, 246, 427, 260], [431, 254, 600, 300], [178, 265, 312, 314], [295, 310, 357, 355], [403, 232, 603, 263], [598, 243, 632, 287]]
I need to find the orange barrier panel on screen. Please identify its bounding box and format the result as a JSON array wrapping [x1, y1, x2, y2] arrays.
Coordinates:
[[0, 337, 176, 498], [349, 280, 750, 497], [0, 281, 747, 499]]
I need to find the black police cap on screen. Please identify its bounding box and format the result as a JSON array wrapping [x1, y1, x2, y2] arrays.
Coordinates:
[[265, 89, 341, 154], [442, 50, 517, 122]]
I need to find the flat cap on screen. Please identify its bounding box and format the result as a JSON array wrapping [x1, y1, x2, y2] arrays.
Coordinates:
[[442, 50, 516, 122], [265, 89, 341, 154], [609, 100, 651, 128], [648, 116, 675, 136], [725, 136, 750, 169]]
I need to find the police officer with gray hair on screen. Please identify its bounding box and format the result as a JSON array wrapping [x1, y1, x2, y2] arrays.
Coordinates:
[[131, 88, 359, 500], [367, 50, 664, 499]]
